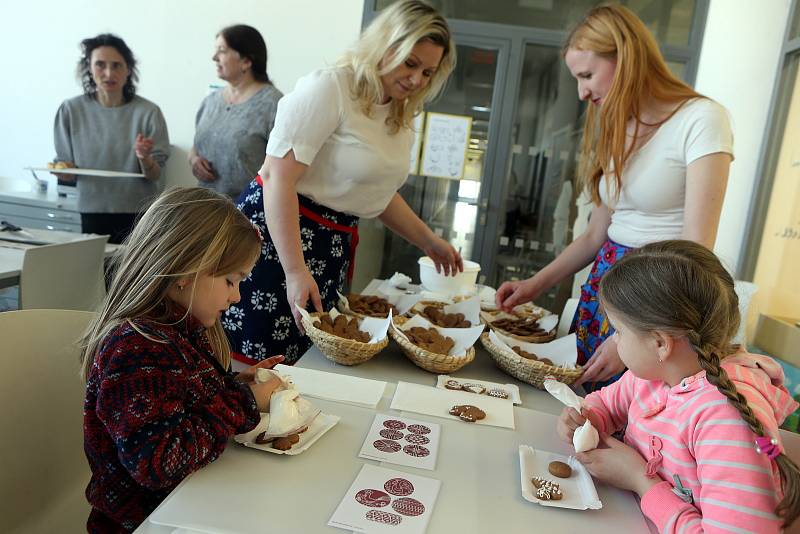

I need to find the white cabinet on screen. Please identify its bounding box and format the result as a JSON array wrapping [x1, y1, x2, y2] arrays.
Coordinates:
[[0, 191, 81, 232]]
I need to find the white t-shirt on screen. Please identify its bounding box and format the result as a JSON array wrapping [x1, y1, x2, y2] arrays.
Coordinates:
[[266, 67, 413, 218], [599, 98, 734, 248]]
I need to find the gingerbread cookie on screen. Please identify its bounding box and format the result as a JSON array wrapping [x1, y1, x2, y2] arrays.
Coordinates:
[[448, 404, 486, 423], [347, 294, 396, 317], [444, 379, 462, 390], [531, 477, 564, 501], [461, 383, 486, 395], [548, 461, 572, 478], [487, 388, 509, 399], [512, 345, 539, 360], [404, 326, 455, 355], [419, 306, 471, 328], [313, 314, 371, 342], [491, 317, 546, 336]]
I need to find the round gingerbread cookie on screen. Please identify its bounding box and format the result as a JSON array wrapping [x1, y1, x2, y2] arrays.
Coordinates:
[[403, 444, 430, 457], [355, 489, 391, 508], [444, 379, 462, 390], [406, 424, 431, 435], [373, 439, 402, 453], [365, 510, 403, 525], [379, 429, 404, 440], [404, 434, 430, 445], [392, 497, 426, 517], [548, 461, 572, 478], [383, 419, 407, 430], [384, 478, 415, 496]]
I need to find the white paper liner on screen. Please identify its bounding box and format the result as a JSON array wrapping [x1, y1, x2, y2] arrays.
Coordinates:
[[393, 313, 485, 357], [435, 375, 521, 404], [296, 302, 391, 344], [337, 289, 421, 317], [235, 412, 339, 456], [388, 272, 412, 289], [483, 310, 559, 333], [544, 379, 599, 453], [488, 330, 578, 368], [518, 445, 602, 510], [273, 364, 387, 409]]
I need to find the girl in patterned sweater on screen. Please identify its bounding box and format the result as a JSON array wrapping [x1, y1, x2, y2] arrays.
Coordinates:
[[558, 240, 800, 532], [80, 187, 284, 532]]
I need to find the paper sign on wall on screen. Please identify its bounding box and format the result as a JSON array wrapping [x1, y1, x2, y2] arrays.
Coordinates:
[[420, 112, 472, 180]]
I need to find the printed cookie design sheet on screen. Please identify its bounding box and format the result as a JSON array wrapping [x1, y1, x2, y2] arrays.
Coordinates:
[[328, 464, 441, 534], [359, 414, 441, 471]]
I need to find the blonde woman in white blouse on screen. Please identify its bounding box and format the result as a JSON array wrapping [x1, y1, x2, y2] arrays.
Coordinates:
[[223, 0, 461, 365]]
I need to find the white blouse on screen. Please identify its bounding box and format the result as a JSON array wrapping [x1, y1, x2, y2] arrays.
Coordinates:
[[599, 97, 734, 248], [266, 67, 413, 218]]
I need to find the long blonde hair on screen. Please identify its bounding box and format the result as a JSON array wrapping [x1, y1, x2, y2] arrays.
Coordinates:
[[565, 4, 703, 204], [338, 0, 456, 134], [80, 187, 262, 381], [599, 240, 800, 527]]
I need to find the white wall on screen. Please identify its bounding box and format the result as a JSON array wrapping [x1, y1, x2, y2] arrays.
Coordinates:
[[695, 0, 792, 274], [0, 0, 363, 190]]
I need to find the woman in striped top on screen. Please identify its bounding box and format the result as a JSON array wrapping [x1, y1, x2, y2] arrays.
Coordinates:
[[557, 240, 799, 532]]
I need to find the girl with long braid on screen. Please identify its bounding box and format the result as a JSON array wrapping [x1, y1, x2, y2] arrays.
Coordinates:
[[557, 240, 799, 532]]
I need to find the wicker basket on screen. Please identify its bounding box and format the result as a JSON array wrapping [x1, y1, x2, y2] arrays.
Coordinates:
[[389, 316, 475, 374], [301, 312, 388, 366], [480, 332, 582, 389], [479, 310, 556, 343]]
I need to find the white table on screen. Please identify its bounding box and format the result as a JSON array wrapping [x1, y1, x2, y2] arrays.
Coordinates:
[[135, 380, 649, 533], [0, 228, 118, 289]]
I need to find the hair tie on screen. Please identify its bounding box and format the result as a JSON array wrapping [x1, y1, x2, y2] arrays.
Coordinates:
[[755, 436, 781, 460]]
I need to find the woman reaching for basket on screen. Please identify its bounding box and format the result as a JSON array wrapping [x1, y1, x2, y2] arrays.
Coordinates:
[[223, 0, 463, 367], [495, 5, 733, 392]]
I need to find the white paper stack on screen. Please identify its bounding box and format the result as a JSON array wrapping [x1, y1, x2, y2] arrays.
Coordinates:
[[273, 364, 387, 409]]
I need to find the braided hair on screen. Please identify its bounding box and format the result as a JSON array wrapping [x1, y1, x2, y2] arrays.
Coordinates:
[[599, 240, 800, 527]]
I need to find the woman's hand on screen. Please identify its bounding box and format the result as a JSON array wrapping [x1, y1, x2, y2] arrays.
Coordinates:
[[557, 406, 603, 444], [495, 277, 540, 312], [235, 355, 285, 383], [574, 336, 626, 386], [576, 435, 659, 496], [135, 133, 155, 160], [190, 152, 216, 182], [248, 373, 284, 412], [422, 235, 463, 276], [286, 268, 323, 331]]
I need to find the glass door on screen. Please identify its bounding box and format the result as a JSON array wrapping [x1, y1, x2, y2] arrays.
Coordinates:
[[378, 37, 510, 281]]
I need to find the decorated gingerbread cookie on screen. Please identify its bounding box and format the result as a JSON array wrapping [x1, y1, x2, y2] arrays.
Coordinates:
[[448, 404, 486, 423]]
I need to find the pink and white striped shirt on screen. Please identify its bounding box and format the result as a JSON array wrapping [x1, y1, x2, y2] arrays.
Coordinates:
[[584, 352, 798, 533]]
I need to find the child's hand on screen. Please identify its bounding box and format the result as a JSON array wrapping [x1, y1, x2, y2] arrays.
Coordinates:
[[557, 407, 586, 444], [576, 435, 659, 496], [248, 374, 283, 412], [235, 355, 285, 383]]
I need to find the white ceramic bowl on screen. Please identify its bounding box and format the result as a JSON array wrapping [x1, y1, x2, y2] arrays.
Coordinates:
[[418, 256, 481, 295]]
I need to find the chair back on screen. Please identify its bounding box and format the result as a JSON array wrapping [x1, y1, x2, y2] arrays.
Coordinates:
[[20, 236, 107, 311], [557, 297, 578, 338], [0, 309, 95, 533]]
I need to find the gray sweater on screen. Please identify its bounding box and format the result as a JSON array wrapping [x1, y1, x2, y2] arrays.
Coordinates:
[[193, 84, 282, 199], [53, 94, 170, 213]]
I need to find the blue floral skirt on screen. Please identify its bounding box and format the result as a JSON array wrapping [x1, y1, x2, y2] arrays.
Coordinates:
[[571, 239, 635, 392], [222, 178, 358, 365]]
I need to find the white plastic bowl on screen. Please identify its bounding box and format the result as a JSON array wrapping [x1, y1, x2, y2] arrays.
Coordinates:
[[418, 256, 481, 295]]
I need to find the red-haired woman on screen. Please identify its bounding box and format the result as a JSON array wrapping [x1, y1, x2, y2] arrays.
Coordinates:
[[496, 5, 733, 391]]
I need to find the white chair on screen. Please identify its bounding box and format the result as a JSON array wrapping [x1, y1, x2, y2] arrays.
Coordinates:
[[732, 280, 758, 347], [780, 429, 800, 534], [557, 297, 579, 337], [0, 309, 95, 533], [19, 235, 107, 311]]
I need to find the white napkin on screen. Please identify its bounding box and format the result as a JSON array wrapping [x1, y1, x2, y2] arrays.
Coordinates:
[[337, 289, 420, 317], [394, 314, 484, 357], [544, 379, 599, 453], [442, 295, 481, 326], [296, 303, 391, 344], [488, 330, 578, 368], [388, 272, 412, 289]]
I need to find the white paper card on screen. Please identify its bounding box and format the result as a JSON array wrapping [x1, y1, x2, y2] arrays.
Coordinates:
[[329, 464, 441, 534], [390, 381, 515, 429], [358, 414, 441, 471], [435, 375, 521, 405], [272, 364, 387, 409], [393, 314, 484, 357], [518, 445, 602, 510], [489, 330, 578, 368]]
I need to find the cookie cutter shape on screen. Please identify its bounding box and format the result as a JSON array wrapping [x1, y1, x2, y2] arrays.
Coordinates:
[[392, 497, 426, 517], [383, 419, 407, 430], [403, 444, 430, 457], [384, 477, 415, 496], [406, 424, 431, 435], [355, 488, 391, 508], [373, 439, 402, 453], [366, 509, 403, 525], [404, 434, 430, 445], [379, 428, 404, 440]]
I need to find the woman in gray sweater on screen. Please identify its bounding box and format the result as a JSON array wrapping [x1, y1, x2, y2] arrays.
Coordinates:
[[189, 25, 282, 200], [53, 33, 169, 244]]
